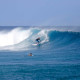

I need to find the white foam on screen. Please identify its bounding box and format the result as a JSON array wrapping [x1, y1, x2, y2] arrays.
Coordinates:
[[0, 28, 32, 47]]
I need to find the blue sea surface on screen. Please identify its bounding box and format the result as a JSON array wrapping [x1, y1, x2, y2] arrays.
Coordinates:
[[0, 26, 80, 80]]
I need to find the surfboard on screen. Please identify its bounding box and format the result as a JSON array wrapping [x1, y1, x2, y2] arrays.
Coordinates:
[[32, 44, 38, 46], [32, 43, 40, 46]]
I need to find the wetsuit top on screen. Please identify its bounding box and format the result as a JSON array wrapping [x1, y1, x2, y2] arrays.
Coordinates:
[[36, 38, 40, 42]]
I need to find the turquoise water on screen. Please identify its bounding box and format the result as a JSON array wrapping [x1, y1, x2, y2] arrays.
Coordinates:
[[0, 26, 80, 80]]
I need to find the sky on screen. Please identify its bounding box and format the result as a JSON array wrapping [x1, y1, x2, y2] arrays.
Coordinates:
[[0, 0, 80, 26]]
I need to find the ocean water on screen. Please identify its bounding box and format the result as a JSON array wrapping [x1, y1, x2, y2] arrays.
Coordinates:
[[0, 26, 80, 80]]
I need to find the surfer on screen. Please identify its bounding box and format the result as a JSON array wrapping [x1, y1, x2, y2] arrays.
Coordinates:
[[36, 37, 40, 44], [28, 53, 32, 56]]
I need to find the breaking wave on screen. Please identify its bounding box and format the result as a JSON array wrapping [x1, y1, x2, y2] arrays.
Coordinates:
[[0, 26, 80, 51]]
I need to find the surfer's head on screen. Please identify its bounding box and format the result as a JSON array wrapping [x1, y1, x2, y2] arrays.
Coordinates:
[[38, 37, 40, 39]]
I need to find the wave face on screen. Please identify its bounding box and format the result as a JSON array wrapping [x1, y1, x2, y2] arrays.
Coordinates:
[[0, 26, 80, 51]]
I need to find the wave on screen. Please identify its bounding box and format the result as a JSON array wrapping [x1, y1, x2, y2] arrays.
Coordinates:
[[0, 27, 80, 51]]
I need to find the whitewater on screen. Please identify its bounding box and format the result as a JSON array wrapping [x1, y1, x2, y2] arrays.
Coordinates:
[[0, 26, 80, 80]]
